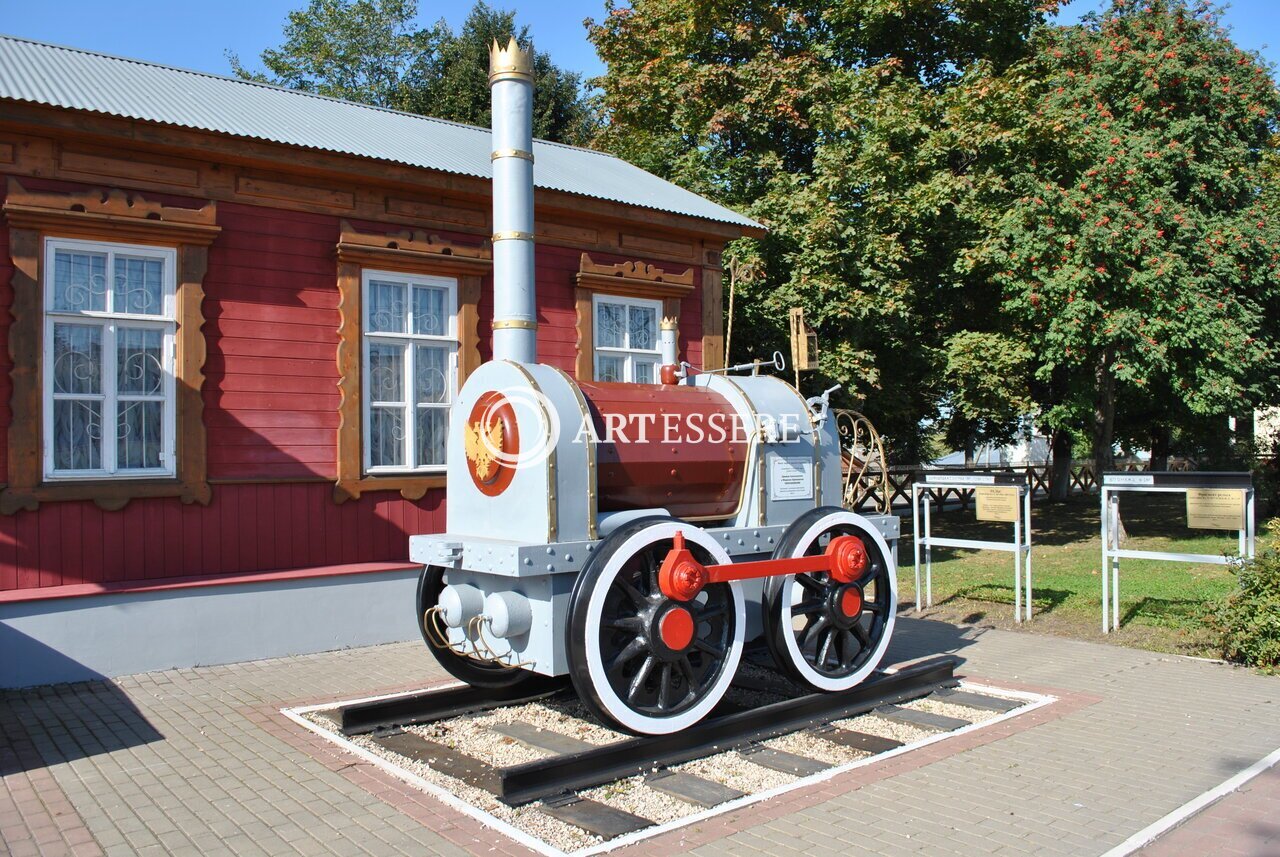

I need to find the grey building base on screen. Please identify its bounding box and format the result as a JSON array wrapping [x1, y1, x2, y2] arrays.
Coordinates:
[[0, 568, 423, 689]]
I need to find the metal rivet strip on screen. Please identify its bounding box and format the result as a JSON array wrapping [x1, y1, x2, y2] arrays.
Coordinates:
[[492, 318, 538, 331], [491, 148, 534, 162], [492, 230, 534, 242], [489, 68, 533, 84]]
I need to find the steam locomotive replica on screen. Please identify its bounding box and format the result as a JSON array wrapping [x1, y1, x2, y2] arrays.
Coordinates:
[[409, 40, 900, 736]]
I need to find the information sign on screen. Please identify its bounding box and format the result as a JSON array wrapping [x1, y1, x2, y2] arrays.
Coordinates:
[[1186, 488, 1246, 531], [976, 486, 1020, 523]]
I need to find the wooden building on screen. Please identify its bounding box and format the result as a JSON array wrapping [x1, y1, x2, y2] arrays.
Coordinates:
[[0, 35, 760, 685]]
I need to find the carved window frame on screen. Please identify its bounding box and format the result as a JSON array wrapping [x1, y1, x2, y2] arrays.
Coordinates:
[[0, 179, 218, 514], [591, 293, 664, 383], [573, 253, 695, 382], [334, 221, 489, 503]]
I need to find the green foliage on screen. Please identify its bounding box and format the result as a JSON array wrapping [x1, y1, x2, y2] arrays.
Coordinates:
[[228, 0, 434, 106], [970, 0, 1280, 467], [588, 0, 1054, 461], [229, 0, 595, 144], [592, 0, 1280, 466], [406, 4, 596, 145], [1210, 522, 1280, 670], [943, 330, 1034, 445]]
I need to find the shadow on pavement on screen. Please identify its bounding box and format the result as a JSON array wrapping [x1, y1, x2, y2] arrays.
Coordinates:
[[0, 626, 163, 776], [885, 614, 985, 667]]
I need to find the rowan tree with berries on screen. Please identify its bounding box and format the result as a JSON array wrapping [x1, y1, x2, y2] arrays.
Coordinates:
[[972, 0, 1280, 485]]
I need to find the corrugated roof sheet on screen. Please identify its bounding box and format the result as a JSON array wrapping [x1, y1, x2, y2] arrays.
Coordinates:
[[0, 34, 761, 230]]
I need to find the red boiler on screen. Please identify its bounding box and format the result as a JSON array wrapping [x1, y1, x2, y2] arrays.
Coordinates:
[[578, 381, 749, 519]]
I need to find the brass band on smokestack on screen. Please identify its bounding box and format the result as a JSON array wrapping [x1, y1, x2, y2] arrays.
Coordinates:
[[488, 38, 537, 363]]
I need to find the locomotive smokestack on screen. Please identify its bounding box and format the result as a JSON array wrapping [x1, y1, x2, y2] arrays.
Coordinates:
[[659, 317, 679, 385], [488, 38, 537, 363]]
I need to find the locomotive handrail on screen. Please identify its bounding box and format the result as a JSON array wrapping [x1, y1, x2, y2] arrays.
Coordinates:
[[697, 350, 787, 376]]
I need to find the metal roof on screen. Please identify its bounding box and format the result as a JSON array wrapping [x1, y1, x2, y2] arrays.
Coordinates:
[[0, 34, 761, 231]]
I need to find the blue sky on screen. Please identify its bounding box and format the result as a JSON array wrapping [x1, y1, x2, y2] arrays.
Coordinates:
[[1, 0, 1276, 84]]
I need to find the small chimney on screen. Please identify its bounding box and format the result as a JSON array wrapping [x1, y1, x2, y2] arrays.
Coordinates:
[[659, 317, 679, 384], [488, 37, 537, 363]]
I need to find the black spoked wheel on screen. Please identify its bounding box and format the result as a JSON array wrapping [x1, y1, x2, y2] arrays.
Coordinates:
[[416, 565, 540, 689], [567, 518, 744, 735], [763, 507, 897, 691]]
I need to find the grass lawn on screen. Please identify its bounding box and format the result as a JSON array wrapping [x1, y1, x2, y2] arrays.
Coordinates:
[[894, 492, 1258, 658]]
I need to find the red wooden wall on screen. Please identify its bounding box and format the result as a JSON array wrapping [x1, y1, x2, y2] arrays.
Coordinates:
[[0, 177, 706, 592]]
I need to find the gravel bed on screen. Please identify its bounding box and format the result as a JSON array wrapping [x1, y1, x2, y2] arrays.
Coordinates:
[[764, 730, 869, 766], [463, 698, 626, 746], [831, 712, 935, 744], [301, 709, 598, 853], [408, 716, 546, 767], [578, 776, 702, 824], [670, 751, 796, 794], [734, 659, 806, 695], [907, 698, 993, 724], [721, 685, 789, 709]]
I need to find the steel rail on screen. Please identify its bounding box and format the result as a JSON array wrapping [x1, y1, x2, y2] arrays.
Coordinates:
[[337, 656, 959, 805], [339, 676, 569, 735], [495, 656, 958, 805]]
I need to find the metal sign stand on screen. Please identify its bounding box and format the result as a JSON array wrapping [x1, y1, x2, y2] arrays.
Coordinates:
[[911, 472, 1033, 622], [1100, 471, 1256, 633]]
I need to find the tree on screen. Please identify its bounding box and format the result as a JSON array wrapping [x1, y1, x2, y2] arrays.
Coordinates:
[[588, 0, 1056, 462], [229, 0, 596, 145], [942, 330, 1035, 463], [972, 0, 1280, 483], [409, 4, 595, 145]]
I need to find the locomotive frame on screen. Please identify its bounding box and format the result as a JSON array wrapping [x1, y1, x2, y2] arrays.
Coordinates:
[[407, 39, 901, 736]]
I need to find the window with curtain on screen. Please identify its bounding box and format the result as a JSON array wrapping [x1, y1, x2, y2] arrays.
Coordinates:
[[43, 238, 177, 480], [362, 270, 457, 473], [593, 294, 663, 383]]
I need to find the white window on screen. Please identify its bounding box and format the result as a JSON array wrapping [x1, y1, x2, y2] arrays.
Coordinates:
[[43, 238, 177, 480], [593, 294, 662, 383], [362, 270, 457, 473]]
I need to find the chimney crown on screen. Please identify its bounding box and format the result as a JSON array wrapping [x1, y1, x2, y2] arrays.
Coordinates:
[[489, 37, 533, 84]]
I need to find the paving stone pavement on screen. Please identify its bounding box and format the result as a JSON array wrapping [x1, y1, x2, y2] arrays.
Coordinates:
[[1, 616, 1277, 857], [1137, 763, 1280, 857]]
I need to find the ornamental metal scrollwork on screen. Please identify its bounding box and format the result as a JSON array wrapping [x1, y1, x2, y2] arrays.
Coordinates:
[[835, 409, 891, 514], [118, 348, 164, 396], [723, 255, 760, 367], [114, 271, 162, 315], [52, 257, 108, 311]]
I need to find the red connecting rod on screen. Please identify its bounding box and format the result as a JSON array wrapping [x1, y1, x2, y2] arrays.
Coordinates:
[[658, 531, 869, 602]]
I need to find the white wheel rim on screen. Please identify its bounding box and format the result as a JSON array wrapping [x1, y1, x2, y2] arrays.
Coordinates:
[[583, 522, 744, 734], [778, 511, 897, 691]]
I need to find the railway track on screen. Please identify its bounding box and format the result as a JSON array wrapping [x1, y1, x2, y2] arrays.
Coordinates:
[[325, 654, 1018, 838], [295, 654, 1040, 847]]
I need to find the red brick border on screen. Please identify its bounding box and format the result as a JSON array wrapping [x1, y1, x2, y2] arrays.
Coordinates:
[[260, 672, 1101, 857]]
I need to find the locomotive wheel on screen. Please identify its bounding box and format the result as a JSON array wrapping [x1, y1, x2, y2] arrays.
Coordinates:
[[567, 518, 744, 735], [416, 565, 539, 689], [763, 507, 897, 691]]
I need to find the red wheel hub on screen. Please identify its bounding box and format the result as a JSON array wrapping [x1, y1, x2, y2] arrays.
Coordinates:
[[659, 532, 709, 601], [838, 586, 864, 618], [827, 535, 869, 584], [658, 607, 695, 651]]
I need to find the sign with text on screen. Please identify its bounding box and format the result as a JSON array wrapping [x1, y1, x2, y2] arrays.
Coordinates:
[[1186, 488, 1246, 531], [770, 456, 814, 501], [975, 486, 1020, 523]]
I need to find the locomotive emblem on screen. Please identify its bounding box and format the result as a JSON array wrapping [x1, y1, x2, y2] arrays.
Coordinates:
[[464, 417, 504, 482], [464, 392, 519, 496]]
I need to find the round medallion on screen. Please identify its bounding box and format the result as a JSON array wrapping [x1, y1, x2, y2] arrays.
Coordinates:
[[464, 391, 520, 496]]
